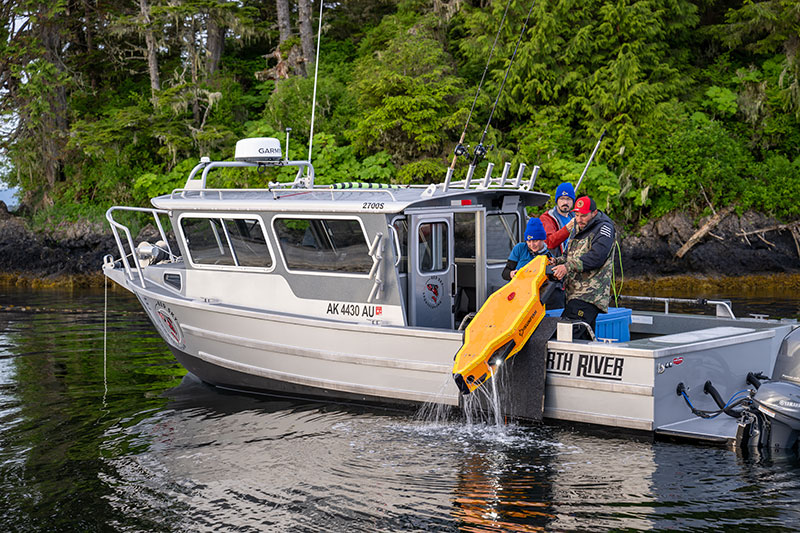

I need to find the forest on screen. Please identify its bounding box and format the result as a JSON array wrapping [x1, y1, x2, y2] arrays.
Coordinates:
[[1, 0, 799, 228]]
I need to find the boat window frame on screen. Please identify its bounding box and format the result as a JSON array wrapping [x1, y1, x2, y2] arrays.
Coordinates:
[[271, 214, 374, 278], [414, 217, 451, 276], [162, 270, 184, 293], [485, 210, 523, 264], [177, 212, 276, 273]]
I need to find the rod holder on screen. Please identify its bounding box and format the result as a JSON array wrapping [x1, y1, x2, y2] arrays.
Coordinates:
[[514, 163, 526, 188], [481, 163, 495, 188], [499, 162, 511, 187], [527, 165, 540, 190]]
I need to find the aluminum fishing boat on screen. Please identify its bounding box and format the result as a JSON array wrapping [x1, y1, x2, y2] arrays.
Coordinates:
[[104, 137, 800, 452]]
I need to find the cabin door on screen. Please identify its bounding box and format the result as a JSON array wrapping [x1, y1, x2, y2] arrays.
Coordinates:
[[408, 212, 455, 328]]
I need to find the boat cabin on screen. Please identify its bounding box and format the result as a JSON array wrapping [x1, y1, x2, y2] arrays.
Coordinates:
[[109, 137, 549, 332]]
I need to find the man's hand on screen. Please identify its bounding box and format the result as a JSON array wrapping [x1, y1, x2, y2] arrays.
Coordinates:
[[552, 264, 567, 280], [566, 218, 576, 231], [510, 269, 518, 278]]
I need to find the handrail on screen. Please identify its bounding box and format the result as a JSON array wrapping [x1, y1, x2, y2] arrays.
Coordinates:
[[619, 295, 736, 318], [183, 160, 316, 190], [387, 223, 402, 267], [105, 206, 176, 288], [170, 186, 400, 203], [367, 232, 384, 303]]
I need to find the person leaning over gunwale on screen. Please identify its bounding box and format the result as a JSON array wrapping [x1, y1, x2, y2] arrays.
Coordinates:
[[550, 196, 615, 339], [502, 218, 564, 309]]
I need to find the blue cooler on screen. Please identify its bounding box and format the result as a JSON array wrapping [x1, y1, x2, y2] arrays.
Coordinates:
[[544, 307, 632, 342]]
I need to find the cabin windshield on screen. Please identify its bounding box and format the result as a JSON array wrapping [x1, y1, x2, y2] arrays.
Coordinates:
[[181, 216, 273, 269]]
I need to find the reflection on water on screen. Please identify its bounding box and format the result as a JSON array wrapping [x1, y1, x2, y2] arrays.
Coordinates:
[[0, 285, 799, 531]]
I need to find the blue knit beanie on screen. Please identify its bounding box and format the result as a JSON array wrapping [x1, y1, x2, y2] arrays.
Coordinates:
[[555, 182, 576, 201], [525, 217, 547, 241]]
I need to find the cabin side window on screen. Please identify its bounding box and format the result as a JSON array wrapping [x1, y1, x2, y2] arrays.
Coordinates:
[[486, 213, 519, 263], [274, 217, 372, 274], [418, 221, 449, 273], [181, 216, 273, 269]]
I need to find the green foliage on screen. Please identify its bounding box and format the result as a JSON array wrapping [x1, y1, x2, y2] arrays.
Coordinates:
[[133, 160, 199, 204], [625, 112, 754, 219], [349, 12, 466, 163], [396, 158, 447, 184], [704, 86, 739, 116], [743, 154, 800, 219], [1, 0, 799, 227]]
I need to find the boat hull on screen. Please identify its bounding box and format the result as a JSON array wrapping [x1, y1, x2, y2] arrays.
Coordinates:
[[112, 271, 464, 408], [168, 346, 430, 407]]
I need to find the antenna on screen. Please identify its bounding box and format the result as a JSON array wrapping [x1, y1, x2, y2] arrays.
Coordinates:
[[574, 129, 606, 193], [307, 0, 324, 164]]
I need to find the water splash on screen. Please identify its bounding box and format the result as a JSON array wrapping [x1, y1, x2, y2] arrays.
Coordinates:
[[416, 362, 514, 438]]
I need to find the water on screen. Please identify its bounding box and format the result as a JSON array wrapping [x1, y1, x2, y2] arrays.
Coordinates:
[[1, 285, 800, 531]]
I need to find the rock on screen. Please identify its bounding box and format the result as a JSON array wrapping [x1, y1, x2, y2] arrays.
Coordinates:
[[1, 209, 799, 280], [0, 201, 9, 219], [136, 223, 161, 243]]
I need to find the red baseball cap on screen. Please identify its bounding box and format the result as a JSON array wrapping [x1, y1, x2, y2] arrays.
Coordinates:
[[573, 196, 596, 214]]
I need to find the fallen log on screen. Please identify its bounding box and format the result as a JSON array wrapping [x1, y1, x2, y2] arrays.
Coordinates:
[[736, 220, 800, 238], [676, 205, 735, 259]]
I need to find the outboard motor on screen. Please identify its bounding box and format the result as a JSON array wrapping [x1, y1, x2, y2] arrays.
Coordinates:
[[747, 327, 800, 452]]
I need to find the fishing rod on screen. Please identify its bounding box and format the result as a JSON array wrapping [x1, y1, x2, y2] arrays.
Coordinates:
[[447, 0, 514, 174], [468, 0, 537, 176], [574, 129, 606, 193]]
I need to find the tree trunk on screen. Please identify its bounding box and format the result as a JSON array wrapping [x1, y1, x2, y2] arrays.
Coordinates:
[[38, 14, 69, 207], [206, 17, 224, 77], [139, 0, 160, 105], [188, 14, 201, 126], [275, 0, 292, 43], [297, 0, 315, 72]]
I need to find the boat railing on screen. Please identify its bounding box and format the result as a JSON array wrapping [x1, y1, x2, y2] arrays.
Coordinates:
[[174, 153, 540, 202], [184, 159, 315, 190], [442, 162, 540, 192], [619, 295, 736, 319], [169, 186, 400, 203], [105, 206, 177, 288]]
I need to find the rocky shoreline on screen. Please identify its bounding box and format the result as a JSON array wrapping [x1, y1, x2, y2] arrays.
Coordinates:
[[2, 200, 799, 289]]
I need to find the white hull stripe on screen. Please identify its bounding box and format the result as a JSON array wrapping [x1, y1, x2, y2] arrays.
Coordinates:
[[182, 324, 452, 373], [543, 406, 653, 431], [546, 375, 653, 396]]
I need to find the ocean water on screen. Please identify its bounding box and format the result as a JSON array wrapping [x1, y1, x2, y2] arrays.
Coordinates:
[[1, 285, 799, 532]]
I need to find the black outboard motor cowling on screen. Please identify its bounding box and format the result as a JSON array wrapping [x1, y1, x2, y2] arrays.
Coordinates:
[[750, 327, 800, 451], [773, 326, 800, 386], [751, 381, 800, 450]]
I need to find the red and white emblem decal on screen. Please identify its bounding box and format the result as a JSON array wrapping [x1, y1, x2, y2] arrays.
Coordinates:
[[154, 302, 185, 348], [673, 357, 683, 365]]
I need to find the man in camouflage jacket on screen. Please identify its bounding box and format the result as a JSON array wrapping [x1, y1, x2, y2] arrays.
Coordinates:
[[551, 196, 615, 339]]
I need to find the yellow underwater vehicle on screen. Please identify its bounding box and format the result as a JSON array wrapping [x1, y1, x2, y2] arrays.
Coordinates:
[[452, 255, 554, 395]]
